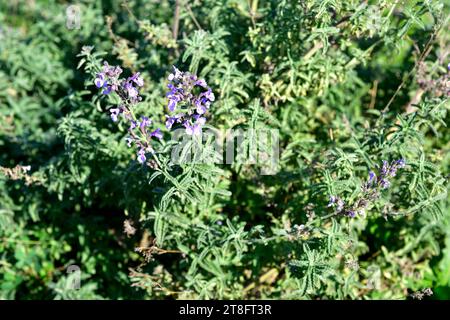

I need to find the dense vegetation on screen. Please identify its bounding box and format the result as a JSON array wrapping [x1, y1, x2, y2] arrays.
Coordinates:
[[0, 0, 449, 300]]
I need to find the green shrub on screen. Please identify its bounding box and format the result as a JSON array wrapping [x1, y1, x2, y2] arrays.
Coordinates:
[[0, 0, 448, 299]]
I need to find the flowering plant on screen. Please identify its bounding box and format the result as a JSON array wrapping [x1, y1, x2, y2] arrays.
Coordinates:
[[0, 0, 449, 300]]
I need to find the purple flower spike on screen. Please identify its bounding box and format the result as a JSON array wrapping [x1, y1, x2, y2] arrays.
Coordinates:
[[165, 67, 214, 132], [328, 159, 406, 219]]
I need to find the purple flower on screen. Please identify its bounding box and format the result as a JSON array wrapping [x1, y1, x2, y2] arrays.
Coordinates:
[[196, 79, 207, 88], [130, 72, 144, 87], [124, 82, 139, 98], [140, 116, 151, 129], [165, 115, 178, 129], [165, 67, 214, 131], [150, 128, 163, 140], [94, 73, 107, 88], [346, 210, 356, 218], [195, 99, 209, 115], [196, 105, 207, 115], [396, 159, 406, 168], [93, 61, 163, 166], [184, 116, 206, 135], [327, 159, 406, 219], [196, 116, 206, 126], [184, 122, 201, 136], [205, 89, 215, 102], [380, 178, 390, 189], [94, 63, 126, 96], [110, 108, 121, 122], [137, 149, 146, 164], [129, 120, 137, 130], [336, 198, 345, 212], [184, 123, 199, 136], [168, 98, 178, 112], [102, 62, 122, 78], [381, 160, 389, 176], [327, 196, 336, 207], [102, 85, 112, 95], [328, 195, 345, 212]]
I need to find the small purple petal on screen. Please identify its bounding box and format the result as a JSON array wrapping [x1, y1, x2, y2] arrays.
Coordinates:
[[347, 211, 356, 218], [127, 85, 139, 98], [168, 99, 177, 112], [185, 123, 194, 135], [397, 159, 406, 168], [102, 85, 112, 95], [205, 90, 215, 101], [130, 72, 144, 87], [327, 196, 336, 207], [196, 79, 207, 88], [196, 117, 206, 126], [165, 115, 176, 129], [94, 74, 105, 88], [196, 104, 207, 115]]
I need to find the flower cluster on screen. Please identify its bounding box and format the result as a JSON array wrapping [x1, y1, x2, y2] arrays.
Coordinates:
[[94, 62, 161, 164], [94, 62, 144, 112], [365, 159, 406, 190], [328, 159, 406, 218], [126, 116, 163, 164], [94, 63, 216, 163], [165, 66, 215, 135]]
